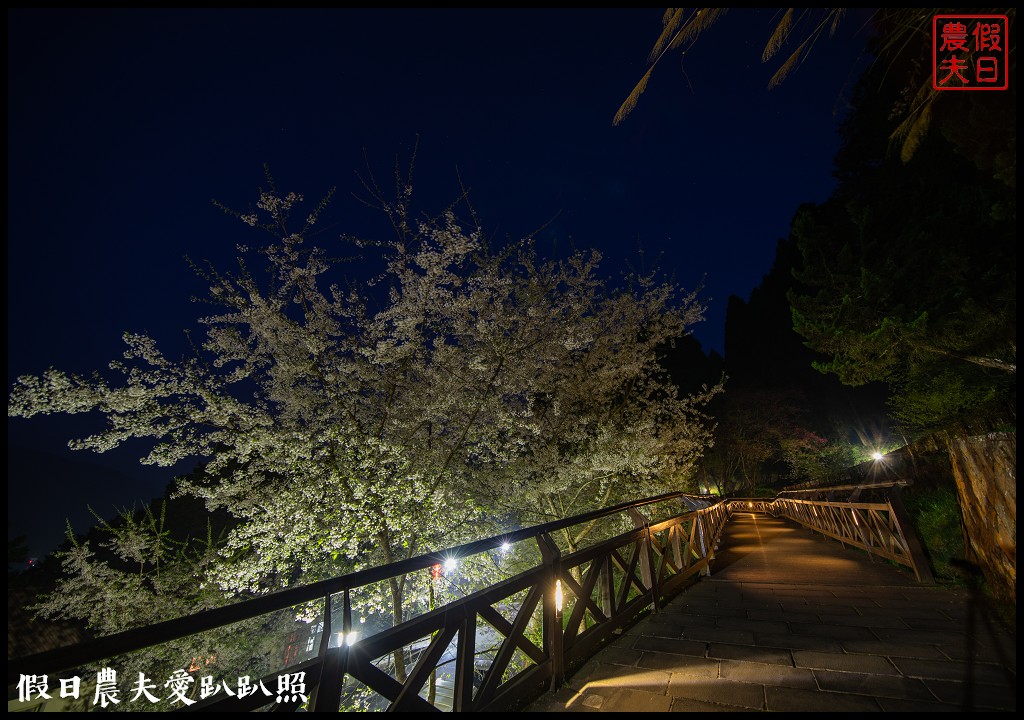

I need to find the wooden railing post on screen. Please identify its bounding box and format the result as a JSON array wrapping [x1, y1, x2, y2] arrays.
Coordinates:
[[600, 554, 614, 618], [696, 513, 713, 576], [537, 533, 564, 692], [627, 507, 659, 610], [886, 488, 936, 584], [311, 590, 348, 712], [452, 613, 477, 711], [671, 522, 683, 572]]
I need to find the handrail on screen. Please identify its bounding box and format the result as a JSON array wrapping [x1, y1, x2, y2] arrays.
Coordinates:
[[9, 484, 934, 712], [776, 478, 912, 497], [728, 481, 934, 584], [7, 491, 707, 682], [9, 493, 729, 712]]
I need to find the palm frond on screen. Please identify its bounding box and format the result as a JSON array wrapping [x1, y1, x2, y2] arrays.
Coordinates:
[[767, 38, 809, 89], [898, 102, 933, 163], [890, 80, 933, 140], [829, 8, 846, 36], [767, 9, 849, 89], [649, 8, 687, 63], [763, 8, 795, 63], [668, 8, 727, 52], [890, 81, 937, 163], [613, 66, 654, 126], [617, 8, 728, 125]]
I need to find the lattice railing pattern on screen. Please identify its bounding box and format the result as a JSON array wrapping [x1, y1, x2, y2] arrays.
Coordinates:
[[728, 492, 933, 584], [9, 492, 727, 713]]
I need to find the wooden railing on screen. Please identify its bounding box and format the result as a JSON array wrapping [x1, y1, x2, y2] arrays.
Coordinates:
[[728, 480, 935, 584], [8, 492, 729, 713]]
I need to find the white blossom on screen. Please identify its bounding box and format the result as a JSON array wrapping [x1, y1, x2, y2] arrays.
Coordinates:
[[10, 169, 721, 687]]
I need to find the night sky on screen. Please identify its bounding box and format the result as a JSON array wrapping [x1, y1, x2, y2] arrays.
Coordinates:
[[7, 8, 876, 560]]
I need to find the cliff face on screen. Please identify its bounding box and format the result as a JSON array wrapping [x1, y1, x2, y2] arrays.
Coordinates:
[[946, 431, 1016, 606]]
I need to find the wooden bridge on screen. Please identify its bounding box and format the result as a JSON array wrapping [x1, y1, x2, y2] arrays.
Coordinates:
[[7, 484, 1016, 712], [525, 511, 1016, 712]]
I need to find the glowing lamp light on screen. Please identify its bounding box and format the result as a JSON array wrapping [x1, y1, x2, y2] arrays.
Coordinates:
[[443, 557, 458, 573], [554, 579, 564, 612], [871, 451, 884, 461], [334, 630, 359, 647]]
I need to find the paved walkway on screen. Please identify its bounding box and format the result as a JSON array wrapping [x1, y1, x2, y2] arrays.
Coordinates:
[[526, 512, 1016, 712]]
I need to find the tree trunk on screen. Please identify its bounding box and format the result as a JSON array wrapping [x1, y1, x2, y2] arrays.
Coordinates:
[[946, 431, 1016, 605], [388, 576, 407, 682], [427, 577, 436, 706]]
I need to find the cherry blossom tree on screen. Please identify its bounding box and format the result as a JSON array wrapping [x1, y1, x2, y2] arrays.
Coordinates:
[[10, 161, 719, 682]]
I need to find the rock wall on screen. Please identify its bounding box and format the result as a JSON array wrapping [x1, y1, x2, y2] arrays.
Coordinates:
[[946, 431, 1016, 605]]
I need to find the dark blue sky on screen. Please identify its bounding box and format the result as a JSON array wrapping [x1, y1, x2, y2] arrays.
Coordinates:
[[7, 8, 876, 559]]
